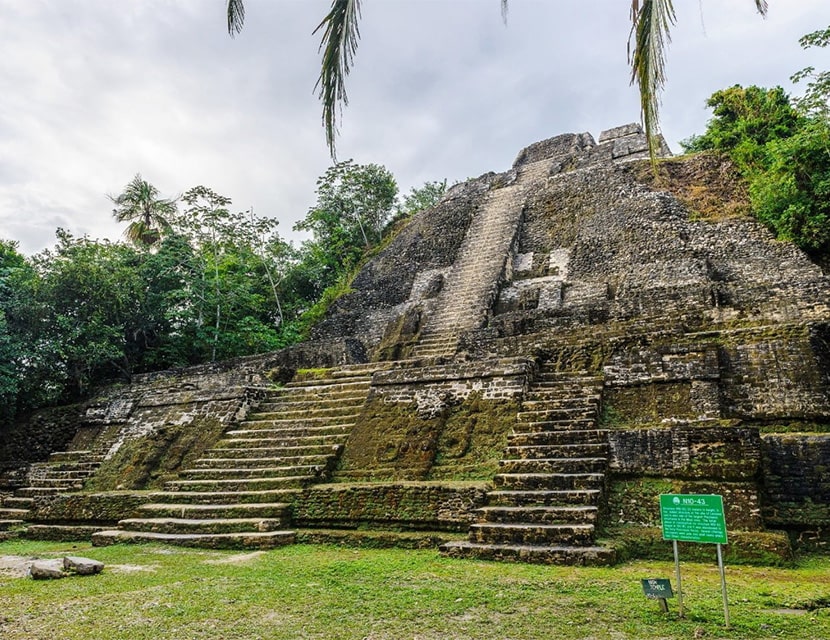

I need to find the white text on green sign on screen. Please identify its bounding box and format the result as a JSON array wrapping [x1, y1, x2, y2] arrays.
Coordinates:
[[659, 494, 728, 544]]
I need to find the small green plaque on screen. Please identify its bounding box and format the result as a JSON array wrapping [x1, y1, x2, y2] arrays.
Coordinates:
[[641, 578, 674, 599], [660, 494, 728, 544]]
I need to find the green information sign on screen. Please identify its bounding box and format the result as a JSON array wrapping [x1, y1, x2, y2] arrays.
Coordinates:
[[660, 494, 728, 544]]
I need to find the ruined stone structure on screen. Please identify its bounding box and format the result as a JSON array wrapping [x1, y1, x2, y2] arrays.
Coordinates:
[[2, 124, 828, 564]]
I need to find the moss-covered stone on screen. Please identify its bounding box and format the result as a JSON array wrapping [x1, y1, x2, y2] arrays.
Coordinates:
[[86, 417, 226, 491], [31, 491, 148, 524], [607, 477, 764, 531], [292, 481, 489, 532], [610, 526, 794, 567], [335, 394, 516, 482], [603, 383, 694, 427]]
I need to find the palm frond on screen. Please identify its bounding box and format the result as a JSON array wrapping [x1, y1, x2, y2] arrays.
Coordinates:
[[628, 0, 676, 166], [314, 0, 362, 158], [754, 1, 768, 16], [227, 0, 246, 37], [501, 0, 509, 23]]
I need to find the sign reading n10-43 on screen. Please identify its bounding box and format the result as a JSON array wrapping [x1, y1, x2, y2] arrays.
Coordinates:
[[660, 494, 728, 544]]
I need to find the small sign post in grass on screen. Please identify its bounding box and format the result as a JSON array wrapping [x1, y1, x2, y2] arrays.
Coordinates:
[[641, 578, 674, 613], [659, 494, 730, 627]]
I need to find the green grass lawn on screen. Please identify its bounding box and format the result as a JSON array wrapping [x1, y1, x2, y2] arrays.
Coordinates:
[[1, 540, 828, 639]]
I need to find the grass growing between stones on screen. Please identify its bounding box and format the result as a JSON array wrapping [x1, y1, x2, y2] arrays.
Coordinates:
[[1, 540, 829, 640]]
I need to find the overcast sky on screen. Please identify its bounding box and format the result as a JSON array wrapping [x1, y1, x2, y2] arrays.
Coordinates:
[[1, 0, 829, 255]]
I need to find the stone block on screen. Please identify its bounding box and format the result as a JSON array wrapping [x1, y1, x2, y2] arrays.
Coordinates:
[[64, 555, 104, 575]]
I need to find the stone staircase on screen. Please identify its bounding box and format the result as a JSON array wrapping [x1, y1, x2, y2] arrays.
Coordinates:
[[0, 445, 112, 538], [93, 365, 377, 549], [412, 159, 554, 358], [441, 368, 615, 565], [0, 496, 30, 540]]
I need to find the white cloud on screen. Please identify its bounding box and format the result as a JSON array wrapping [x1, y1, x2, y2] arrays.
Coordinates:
[[0, 0, 829, 254]]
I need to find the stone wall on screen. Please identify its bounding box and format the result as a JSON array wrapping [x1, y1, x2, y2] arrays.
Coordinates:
[[0, 404, 86, 488], [762, 434, 830, 542], [335, 358, 530, 482], [293, 482, 488, 532]]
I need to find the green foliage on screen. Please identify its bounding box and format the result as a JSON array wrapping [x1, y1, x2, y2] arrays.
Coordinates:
[[792, 26, 830, 118], [0, 241, 32, 418], [108, 173, 178, 247], [681, 85, 800, 172], [749, 119, 830, 252], [295, 160, 398, 283], [683, 82, 830, 258], [2, 159, 445, 420], [393, 179, 447, 222]]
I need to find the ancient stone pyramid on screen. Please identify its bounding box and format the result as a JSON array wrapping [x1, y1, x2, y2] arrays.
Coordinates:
[[3, 124, 828, 564]]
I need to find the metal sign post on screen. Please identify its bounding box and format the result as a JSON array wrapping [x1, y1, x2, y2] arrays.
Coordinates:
[[659, 494, 730, 628], [672, 539, 684, 618], [716, 543, 730, 628]]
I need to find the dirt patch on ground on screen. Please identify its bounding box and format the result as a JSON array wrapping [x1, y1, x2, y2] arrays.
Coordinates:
[[629, 152, 752, 222], [0, 555, 36, 578], [107, 563, 158, 573], [203, 551, 265, 565]]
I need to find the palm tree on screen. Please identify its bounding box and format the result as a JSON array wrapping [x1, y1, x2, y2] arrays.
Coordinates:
[[109, 174, 178, 247], [226, 0, 769, 161]]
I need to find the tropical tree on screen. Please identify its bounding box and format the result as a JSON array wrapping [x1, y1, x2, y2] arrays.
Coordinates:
[[295, 159, 397, 288], [168, 187, 296, 362], [394, 179, 448, 222], [791, 26, 830, 118], [109, 173, 178, 247], [0, 240, 36, 421], [225, 0, 769, 161]]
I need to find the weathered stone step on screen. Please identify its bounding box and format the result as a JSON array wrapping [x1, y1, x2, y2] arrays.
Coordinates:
[[2, 497, 35, 509], [0, 508, 30, 518], [440, 541, 615, 566], [486, 489, 602, 507], [117, 517, 289, 535], [38, 462, 99, 472], [180, 465, 323, 480], [512, 419, 598, 432], [284, 379, 371, 391], [138, 502, 290, 520], [498, 458, 607, 474], [508, 430, 608, 446], [247, 408, 360, 421], [503, 444, 608, 459], [203, 444, 341, 459], [15, 487, 72, 497], [47, 450, 91, 463], [535, 371, 597, 381], [164, 476, 313, 493], [493, 473, 605, 491], [192, 454, 332, 469], [517, 406, 597, 420], [533, 379, 601, 390], [469, 522, 595, 546], [92, 529, 296, 549], [215, 435, 343, 449], [477, 505, 597, 525], [22, 524, 107, 542], [0, 519, 25, 531], [145, 488, 298, 505], [28, 478, 84, 489], [261, 392, 368, 407], [32, 468, 94, 479], [227, 424, 350, 437], [523, 391, 601, 404]]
